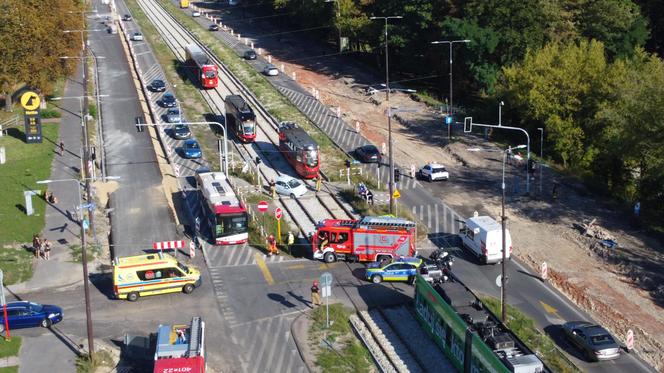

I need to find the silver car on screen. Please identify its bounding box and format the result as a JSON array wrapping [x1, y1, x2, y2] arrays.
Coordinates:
[[275, 175, 307, 198], [562, 321, 621, 361], [166, 108, 182, 123], [263, 64, 279, 76]]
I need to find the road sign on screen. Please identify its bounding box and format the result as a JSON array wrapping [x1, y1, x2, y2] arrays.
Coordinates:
[[153, 240, 185, 250], [257, 201, 268, 212], [82, 218, 89, 231], [320, 272, 333, 287], [275, 207, 283, 220], [495, 274, 502, 288], [20, 91, 40, 111], [80, 202, 96, 210], [392, 189, 401, 199], [189, 241, 196, 258], [381, 142, 386, 154], [445, 116, 453, 125], [540, 261, 548, 280], [626, 329, 634, 350], [321, 285, 332, 298], [23, 111, 42, 144]]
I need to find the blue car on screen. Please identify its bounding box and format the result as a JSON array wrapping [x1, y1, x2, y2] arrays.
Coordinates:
[[365, 257, 423, 284], [0, 301, 63, 333], [182, 139, 202, 159]]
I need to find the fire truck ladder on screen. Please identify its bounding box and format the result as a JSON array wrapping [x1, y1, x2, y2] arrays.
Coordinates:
[[188, 316, 202, 357], [359, 216, 416, 229]]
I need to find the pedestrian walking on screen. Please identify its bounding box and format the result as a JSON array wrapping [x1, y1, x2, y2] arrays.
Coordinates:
[[59, 140, 64, 156], [287, 231, 295, 255], [311, 280, 321, 307], [32, 234, 41, 258], [43, 239, 51, 260], [315, 174, 322, 193], [269, 179, 276, 199], [367, 190, 374, 205]]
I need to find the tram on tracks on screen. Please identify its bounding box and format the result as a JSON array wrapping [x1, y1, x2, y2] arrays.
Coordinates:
[[225, 95, 256, 142], [195, 170, 248, 245], [184, 44, 218, 89], [277, 121, 320, 179]]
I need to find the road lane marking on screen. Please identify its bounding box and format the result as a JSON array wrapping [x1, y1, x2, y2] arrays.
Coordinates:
[[255, 253, 275, 285], [285, 264, 306, 270]]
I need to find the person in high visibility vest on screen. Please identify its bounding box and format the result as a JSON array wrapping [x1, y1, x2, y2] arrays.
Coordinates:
[[315, 174, 322, 192], [287, 231, 295, 255]]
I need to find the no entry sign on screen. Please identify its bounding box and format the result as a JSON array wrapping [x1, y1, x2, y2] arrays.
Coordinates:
[[257, 201, 268, 213], [275, 207, 283, 220]]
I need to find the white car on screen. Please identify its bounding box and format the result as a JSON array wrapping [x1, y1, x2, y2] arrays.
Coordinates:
[[275, 175, 307, 198], [192, 10, 201, 17], [131, 32, 143, 41], [263, 64, 279, 76], [419, 163, 449, 181]]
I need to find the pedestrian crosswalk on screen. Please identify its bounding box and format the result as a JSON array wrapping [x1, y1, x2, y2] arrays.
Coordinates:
[[204, 243, 306, 268], [410, 202, 465, 236]]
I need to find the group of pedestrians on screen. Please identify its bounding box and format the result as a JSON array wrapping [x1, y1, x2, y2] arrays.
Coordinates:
[[357, 182, 374, 205], [32, 234, 52, 260]]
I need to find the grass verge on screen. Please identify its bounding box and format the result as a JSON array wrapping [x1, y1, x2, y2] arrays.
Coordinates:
[[0, 248, 34, 285], [481, 296, 581, 373], [0, 336, 21, 359], [69, 243, 102, 263], [308, 304, 373, 373], [75, 350, 114, 373], [0, 123, 59, 246]]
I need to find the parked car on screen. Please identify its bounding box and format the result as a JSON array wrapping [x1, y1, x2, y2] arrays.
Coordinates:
[[209, 24, 219, 31], [354, 144, 381, 163], [172, 124, 191, 140], [365, 257, 423, 284], [418, 163, 449, 181], [149, 79, 166, 92], [192, 10, 201, 17], [0, 301, 63, 333], [182, 139, 202, 159], [165, 108, 182, 123], [243, 49, 257, 60], [275, 175, 308, 198], [160, 92, 177, 108], [562, 321, 621, 362], [131, 32, 143, 41], [262, 64, 279, 76], [122, 14, 132, 21]]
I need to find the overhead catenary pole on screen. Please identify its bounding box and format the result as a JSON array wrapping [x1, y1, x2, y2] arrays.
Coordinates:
[[431, 39, 470, 140], [538, 128, 544, 195]]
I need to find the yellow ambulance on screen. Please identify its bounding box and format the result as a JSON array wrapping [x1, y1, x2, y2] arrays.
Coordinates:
[[113, 253, 201, 301]]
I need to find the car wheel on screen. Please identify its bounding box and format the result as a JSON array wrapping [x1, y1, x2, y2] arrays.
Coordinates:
[[323, 252, 336, 263], [0, 324, 5, 333], [408, 276, 415, 285], [371, 275, 383, 284], [127, 292, 139, 302], [40, 318, 52, 328], [183, 283, 195, 294], [290, 193, 296, 199], [428, 174, 433, 182]]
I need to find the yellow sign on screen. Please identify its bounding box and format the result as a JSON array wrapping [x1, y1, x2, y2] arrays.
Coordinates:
[[20, 91, 41, 111], [393, 189, 401, 199]]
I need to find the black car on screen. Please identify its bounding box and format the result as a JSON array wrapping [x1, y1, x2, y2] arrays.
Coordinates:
[[160, 92, 177, 108], [209, 24, 219, 31], [562, 321, 621, 361], [172, 124, 191, 140], [243, 49, 257, 60], [122, 14, 132, 21], [149, 79, 166, 92], [355, 144, 381, 163]]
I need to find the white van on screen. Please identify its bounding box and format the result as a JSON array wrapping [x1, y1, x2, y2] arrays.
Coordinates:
[[459, 215, 512, 264]]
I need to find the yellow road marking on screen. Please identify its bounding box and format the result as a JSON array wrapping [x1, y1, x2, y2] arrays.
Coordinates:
[[255, 253, 275, 285], [285, 264, 306, 270], [318, 262, 339, 270], [539, 300, 560, 317]]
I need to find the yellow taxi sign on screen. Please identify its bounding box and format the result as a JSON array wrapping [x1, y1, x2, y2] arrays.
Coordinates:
[[393, 189, 401, 199], [20, 91, 40, 111]]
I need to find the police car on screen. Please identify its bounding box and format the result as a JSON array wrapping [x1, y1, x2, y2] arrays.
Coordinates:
[[365, 257, 423, 284]]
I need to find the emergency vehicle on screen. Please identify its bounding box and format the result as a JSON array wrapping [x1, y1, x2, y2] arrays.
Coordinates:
[[154, 317, 205, 373], [313, 216, 417, 263], [195, 170, 248, 245], [113, 253, 201, 302]]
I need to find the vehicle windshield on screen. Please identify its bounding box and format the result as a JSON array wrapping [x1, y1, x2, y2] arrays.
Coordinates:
[[215, 213, 248, 237], [432, 167, 446, 173], [187, 142, 199, 149], [204, 70, 217, 79], [177, 262, 190, 274], [591, 334, 615, 346], [175, 125, 188, 131], [29, 303, 43, 313], [287, 179, 302, 189], [243, 123, 255, 134], [365, 146, 378, 154], [305, 149, 318, 167]]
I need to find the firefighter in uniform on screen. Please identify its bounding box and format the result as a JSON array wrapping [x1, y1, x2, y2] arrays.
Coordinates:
[[267, 234, 279, 256], [311, 280, 321, 307]]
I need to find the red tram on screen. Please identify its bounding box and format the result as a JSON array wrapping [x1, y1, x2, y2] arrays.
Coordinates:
[[184, 44, 218, 89], [278, 121, 320, 179], [225, 95, 256, 142]]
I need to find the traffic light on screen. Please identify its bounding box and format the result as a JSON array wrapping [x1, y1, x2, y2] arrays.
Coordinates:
[[394, 168, 401, 182], [527, 159, 536, 174]]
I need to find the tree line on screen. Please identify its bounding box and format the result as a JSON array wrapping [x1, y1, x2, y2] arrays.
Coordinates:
[[259, 0, 663, 224], [0, 0, 84, 110]]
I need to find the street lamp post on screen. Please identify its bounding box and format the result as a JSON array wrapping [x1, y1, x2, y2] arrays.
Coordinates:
[[501, 144, 526, 322], [324, 0, 342, 52], [537, 128, 544, 195], [431, 39, 471, 140], [36, 176, 120, 358], [370, 15, 402, 214]]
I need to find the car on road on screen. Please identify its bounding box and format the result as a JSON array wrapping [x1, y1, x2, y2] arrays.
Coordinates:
[[122, 14, 132, 21], [365, 257, 423, 284], [160, 92, 177, 107], [354, 144, 381, 163], [0, 301, 63, 333], [182, 139, 202, 159], [418, 163, 449, 181], [275, 175, 308, 198], [243, 49, 257, 60], [263, 64, 279, 76], [149, 79, 166, 92], [562, 321, 621, 361], [209, 24, 219, 31], [165, 108, 183, 123], [131, 32, 143, 41], [192, 10, 201, 17], [172, 124, 191, 139]]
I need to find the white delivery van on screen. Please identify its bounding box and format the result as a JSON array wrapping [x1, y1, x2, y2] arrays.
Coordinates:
[[459, 215, 512, 264]]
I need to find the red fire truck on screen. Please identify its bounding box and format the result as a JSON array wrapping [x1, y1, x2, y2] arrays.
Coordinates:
[[153, 317, 205, 373], [278, 121, 320, 179], [312, 216, 417, 263], [196, 170, 248, 245], [185, 44, 218, 89]]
